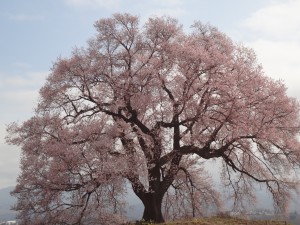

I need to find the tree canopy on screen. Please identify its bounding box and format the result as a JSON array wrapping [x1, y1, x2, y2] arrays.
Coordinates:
[[6, 13, 300, 224]]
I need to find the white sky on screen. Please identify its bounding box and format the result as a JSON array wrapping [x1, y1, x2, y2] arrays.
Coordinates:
[[1, 0, 300, 189]]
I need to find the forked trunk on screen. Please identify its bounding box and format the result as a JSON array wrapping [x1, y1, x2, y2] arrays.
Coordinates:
[[141, 193, 164, 223]]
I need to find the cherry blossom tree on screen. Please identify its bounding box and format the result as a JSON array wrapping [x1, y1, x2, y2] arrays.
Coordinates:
[[6, 13, 300, 224]]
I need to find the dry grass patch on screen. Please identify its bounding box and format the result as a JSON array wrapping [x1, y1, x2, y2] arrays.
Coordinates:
[[153, 217, 291, 225]]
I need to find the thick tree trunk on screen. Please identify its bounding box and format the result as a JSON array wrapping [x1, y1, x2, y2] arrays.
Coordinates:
[[141, 193, 164, 223]]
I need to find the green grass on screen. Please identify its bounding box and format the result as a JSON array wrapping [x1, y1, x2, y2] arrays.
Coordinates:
[[128, 217, 292, 225]]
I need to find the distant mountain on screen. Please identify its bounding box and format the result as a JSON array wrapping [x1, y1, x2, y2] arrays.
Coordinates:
[[1, 185, 299, 223], [0, 186, 16, 222], [126, 188, 143, 221], [0, 186, 143, 222]]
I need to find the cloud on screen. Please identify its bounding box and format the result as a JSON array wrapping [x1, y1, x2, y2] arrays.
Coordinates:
[[241, 0, 300, 99], [0, 71, 48, 90], [64, 0, 121, 9], [4, 13, 44, 21], [244, 0, 300, 40], [1, 89, 40, 113], [12, 62, 31, 69], [0, 71, 48, 188], [245, 39, 300, 96], [0, 70, 49, 125], [0, 71, 48, 124]]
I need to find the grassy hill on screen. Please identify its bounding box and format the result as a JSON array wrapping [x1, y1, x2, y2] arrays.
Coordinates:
[[128, 217, 293, 225], [159, 217, 291, 224]]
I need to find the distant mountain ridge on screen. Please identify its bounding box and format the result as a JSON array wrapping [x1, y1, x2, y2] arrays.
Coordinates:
[[0, 186, 143, 222], [0, 186, 16, 222], [0, 186, 299, 223]]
